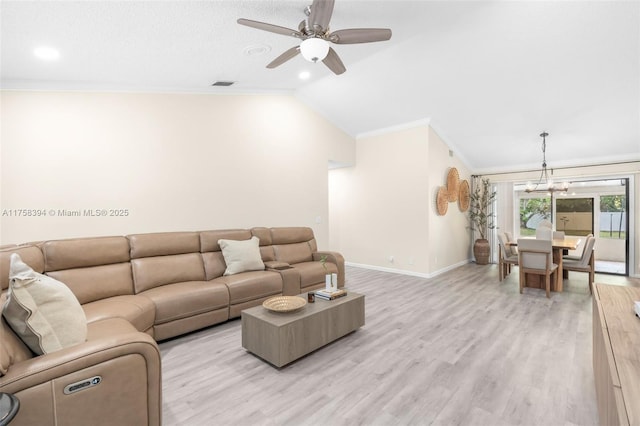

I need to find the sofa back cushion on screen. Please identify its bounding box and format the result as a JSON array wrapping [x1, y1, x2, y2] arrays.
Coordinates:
[[128, 232, 205, 293], [270, 227, 315, 245], [270, 227, 316, 264], [250, 227, 271, 244], [43, 236, 130, 271], [47, 263, 134, 305], [129, 232, 200, 259], [0, 245, 44, 292], [273, 243, 314, 264], [251, 227, 276, 262], [200, 229, 250, 252], [259, 245, 276, 263], [201, 252, 226, 281], [41, 237, 133, 304], [131, 254, 205, 293]]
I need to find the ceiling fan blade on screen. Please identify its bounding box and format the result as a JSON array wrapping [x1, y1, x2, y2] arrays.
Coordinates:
[[237, 18, 302, 38], [330, 28, 392, 44], [322, 47, 346, 75], [308, 0, 335, 32], [266, 46, 301, 69]]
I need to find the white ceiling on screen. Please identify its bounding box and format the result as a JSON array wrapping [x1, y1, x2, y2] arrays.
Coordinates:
[[2, 0, 639, 173]]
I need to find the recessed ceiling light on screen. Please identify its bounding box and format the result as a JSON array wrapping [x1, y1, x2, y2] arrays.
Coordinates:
[[299, 71, 311, 80], [243, 44, 271, 56], [34, 46, 60, 61]]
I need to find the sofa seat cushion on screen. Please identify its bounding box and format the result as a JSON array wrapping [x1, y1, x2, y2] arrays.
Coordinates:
[[82, 295, 155, 333], [292, 261, 338, 289], [86, 316, 140, 339], [213, 271, 282, 305], [140, 281, 229, 325]]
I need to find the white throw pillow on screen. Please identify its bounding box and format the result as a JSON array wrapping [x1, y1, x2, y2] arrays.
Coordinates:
[[218, 236, 265, 276], [2, 253, 87, 355]]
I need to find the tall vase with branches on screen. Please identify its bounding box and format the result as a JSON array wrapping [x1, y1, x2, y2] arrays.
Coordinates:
[[469, 178, 497, 265]]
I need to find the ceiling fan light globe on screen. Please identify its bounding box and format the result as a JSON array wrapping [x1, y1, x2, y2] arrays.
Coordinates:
[[300, 38, 329, 63]]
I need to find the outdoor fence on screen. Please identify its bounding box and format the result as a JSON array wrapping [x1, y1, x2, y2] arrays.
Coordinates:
[[599, 212, 626, 236]]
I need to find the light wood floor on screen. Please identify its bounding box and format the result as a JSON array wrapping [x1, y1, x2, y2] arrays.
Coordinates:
[[159, 264, 640, 425]]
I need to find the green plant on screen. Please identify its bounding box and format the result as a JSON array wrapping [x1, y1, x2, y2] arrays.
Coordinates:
[[519, 197, 550, 229], [469, 178, 497, 240], [600, 195, 625, 212], [320, 254, 328, 271]]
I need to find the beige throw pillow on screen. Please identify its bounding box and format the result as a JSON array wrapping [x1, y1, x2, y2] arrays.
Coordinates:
[[2, 253, 87, 355], [218, 236, 265, 276]]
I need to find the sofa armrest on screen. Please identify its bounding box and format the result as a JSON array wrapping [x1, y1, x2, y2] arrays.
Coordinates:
[[0, 318, 161, 426], [313, 251, 346, 287], [264, 261, 292, 270], [264, 261, 300, 295]]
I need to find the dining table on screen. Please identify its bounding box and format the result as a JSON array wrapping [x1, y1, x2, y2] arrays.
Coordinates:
[[506, 236, 581, 292]]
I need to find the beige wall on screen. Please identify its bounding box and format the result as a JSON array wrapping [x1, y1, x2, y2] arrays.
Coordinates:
[[0, 91, 355, 246], [426, 127, 472, 273], [329, 123, 472, 276]]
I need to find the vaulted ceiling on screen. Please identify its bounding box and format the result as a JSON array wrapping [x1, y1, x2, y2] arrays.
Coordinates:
[[2, 1, 638, 173]]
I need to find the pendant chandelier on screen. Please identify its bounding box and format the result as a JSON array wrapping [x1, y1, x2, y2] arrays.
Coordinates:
[[525, 132, 569, 194]]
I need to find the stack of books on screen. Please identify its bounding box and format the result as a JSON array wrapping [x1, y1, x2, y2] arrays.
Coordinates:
[[315, 288, 347, 301]]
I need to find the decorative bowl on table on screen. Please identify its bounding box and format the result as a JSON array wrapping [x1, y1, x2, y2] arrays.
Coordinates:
[[263, 296, 307, 313]]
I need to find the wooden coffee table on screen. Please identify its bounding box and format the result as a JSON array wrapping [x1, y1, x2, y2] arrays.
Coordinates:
[[241, 291, 365, 367]]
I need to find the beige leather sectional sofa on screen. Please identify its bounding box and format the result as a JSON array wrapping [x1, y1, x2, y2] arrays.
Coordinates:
[[0, 226, 344, 425]]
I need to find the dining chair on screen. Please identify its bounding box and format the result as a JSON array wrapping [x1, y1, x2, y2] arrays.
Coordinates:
[[518, 238, 558, 298], [504, 231, 518, 256], [535, 228, 552, 240], [498, 233, 518, 281], [553, 231, 565, 257], [563, 236, 596, 294], [563, 233, 593, 261], [538, 219, 553, 229]]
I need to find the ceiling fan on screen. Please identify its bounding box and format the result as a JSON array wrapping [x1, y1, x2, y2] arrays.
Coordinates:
[[237, 0, 392, 75]]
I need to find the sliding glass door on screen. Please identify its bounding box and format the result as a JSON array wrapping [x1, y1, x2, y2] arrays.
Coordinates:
[[596, 189, 628, 274], [555, 198, 593, 236], [515, 178, 629, 276]]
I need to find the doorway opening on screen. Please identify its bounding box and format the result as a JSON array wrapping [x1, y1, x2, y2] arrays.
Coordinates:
[[516, 178, 629, 276]]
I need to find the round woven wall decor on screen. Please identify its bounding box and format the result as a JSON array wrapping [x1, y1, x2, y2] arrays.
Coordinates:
[[436, 186, 449, 215], [446, 168, 460, 202], [459, 179, 470, 212]]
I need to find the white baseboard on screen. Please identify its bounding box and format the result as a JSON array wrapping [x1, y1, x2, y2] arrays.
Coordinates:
[[345, 259, 472, 279]]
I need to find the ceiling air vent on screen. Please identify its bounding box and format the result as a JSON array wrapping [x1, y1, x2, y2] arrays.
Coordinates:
[[212, 81, 235, 87]]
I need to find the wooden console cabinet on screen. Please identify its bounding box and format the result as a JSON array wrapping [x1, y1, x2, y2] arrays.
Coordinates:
[[593, 284, 640, 426]]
